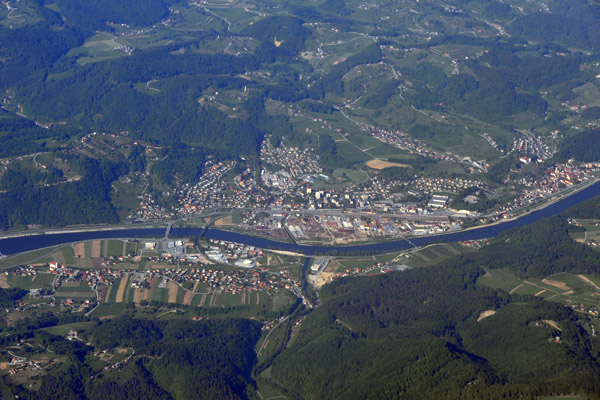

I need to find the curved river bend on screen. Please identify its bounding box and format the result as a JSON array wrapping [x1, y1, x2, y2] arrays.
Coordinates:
[[1, 181, 599, 257]]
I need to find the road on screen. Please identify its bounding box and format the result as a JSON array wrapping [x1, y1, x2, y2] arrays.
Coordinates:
[[256, 316, 290, 358]]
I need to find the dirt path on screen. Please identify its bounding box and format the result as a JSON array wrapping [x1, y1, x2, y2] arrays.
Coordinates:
[[543, 320, 561, 331], [509, 284, 523, 294], [200, 293, 207, 306], [215, 215, 233, 226], [133, 288, 144, 303], [115, 273, 129, 303], [91, 241, 101, 258], [182, 282, 198, 305], [477, 310, 496, 322], [535, 289, 546, 296], [74, 243, 85, 258], [183, 291, 195, 305], [241, 292, 246, 305], [146, 277, 157, 302], [578, 274, 600, 291], [167, 281, 178, 303], [122, 242, 127, 257], [542, 279, 570, 291], [103, 286, 112, 303], [209, 293, 216, 306], [0, 275, 10, 289]]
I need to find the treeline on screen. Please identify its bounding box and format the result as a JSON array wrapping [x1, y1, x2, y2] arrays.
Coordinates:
[[562, 194, 600, 220], [404, 61, 547, 123]]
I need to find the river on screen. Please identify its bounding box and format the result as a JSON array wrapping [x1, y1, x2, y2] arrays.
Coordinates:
[[1, 181, 599, 257]]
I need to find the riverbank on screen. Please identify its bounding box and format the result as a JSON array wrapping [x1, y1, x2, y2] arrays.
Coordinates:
[[1, 180, 599, 257]]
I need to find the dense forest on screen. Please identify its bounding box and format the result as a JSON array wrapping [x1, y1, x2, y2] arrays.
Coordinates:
[[271, 263, 600, 399], [0, 157, 125, 230]]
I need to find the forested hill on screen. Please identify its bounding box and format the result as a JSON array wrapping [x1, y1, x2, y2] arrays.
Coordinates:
[[553, 129, 600, 163], [270, 263, 600, 399], [3, 318, 261, 400], [462, 216, 600, 278]]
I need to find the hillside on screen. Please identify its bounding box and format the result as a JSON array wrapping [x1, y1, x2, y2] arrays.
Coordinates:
[[270, 263, 600, 399]]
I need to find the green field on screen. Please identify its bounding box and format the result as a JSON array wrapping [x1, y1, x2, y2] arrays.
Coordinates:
[[394, 243, 475, 267], [43, 321, 96, 337], [89, 303, 129, 318], [0, 245, 64, 269], [54, 282, 96, 298], [7, 273, 55, 289], [107, 240, 125, 257]]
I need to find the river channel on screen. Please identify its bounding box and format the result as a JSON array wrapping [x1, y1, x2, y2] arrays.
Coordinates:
[[0, 181, 599, 257]]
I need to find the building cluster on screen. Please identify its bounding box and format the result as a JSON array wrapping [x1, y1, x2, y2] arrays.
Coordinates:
[[48, 262, 116, 290], [204, 240, 264, 268], [159, 267, 300, 296], [260, 135, 322, 179], [412, 176, 484, 194], [570, 303, 599, 317], [495, 162, 600, 217], [510, 133, 554, 160], [285, 213, 455, 241]]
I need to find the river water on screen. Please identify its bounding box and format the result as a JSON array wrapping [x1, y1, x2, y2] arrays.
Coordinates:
[[1, 181, 599, 257]]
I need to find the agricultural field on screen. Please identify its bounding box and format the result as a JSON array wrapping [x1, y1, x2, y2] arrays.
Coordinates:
[[478, 269, 600, 307], [393, 242, 475, 268]]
